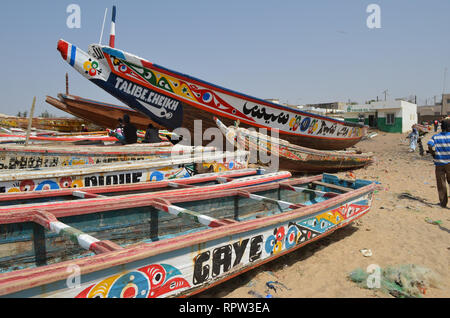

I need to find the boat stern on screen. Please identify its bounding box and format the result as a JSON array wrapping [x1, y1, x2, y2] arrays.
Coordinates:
[[57, 39, 110, 81]]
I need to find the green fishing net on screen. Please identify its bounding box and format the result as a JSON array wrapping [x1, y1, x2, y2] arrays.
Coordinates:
[[349, 264, 439, 298]]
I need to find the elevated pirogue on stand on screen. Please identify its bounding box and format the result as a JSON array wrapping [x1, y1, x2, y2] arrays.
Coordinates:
[[0, 172, 376, 298], [56, 5, 367, 150], [45, 93, 159, 131]]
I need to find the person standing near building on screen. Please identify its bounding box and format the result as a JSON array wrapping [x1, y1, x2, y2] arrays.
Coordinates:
[[427, 118, 450, 208], [433, 119, 439, 132], [407, 126, 419, 152]]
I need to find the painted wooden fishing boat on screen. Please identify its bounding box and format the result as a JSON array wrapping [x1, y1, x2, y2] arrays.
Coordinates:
[[0, 150, 249, 194], [0, 143, 213, 170], [0, 168, 279, 207], [0, 133, 118, 144], [46, 94, 159, 130], [56, 6, 366, 150], [0, 172, 376, 297], [0, 116, 93, 133], [215, 117, 374, 172]]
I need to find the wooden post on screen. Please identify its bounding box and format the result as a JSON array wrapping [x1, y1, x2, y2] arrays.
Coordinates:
[[65, 73, 69, 95], [32, 223, 47, 266], [25, 96, 36, 146]]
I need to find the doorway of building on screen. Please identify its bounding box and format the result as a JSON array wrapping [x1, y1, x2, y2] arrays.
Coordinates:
[[368, 114, 376, 127]]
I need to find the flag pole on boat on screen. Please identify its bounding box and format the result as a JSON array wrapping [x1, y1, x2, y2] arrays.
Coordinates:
[[109, 5, 116, 48], [99, 7, 108, 45]]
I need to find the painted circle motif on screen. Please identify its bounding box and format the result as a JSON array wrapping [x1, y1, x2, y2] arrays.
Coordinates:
[[202, 92, 212, 103], [275, 227, 285, 241], [265, 236, 276, 254], [285, 226, 298, 249], [300, 117, 311, 132], [19, 180, 35, 192], [108, 271, 150, 298], [59, 177, 72, 188], [228, 161, 234, 169], [35, 180, 59, 191], [71, 179, 84, 188], [119, 64, 128, 73], [143, 71, 152, 80]]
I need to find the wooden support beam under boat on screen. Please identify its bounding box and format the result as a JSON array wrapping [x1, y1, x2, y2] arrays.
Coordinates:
[[279, 183, 340, 198], [31, 210, 123, 254], [237, 190, 305, 210], [149, 198, 227, 228], [312, 181, 352, 193]]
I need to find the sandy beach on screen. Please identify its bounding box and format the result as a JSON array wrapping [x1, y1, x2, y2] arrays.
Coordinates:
[[196, 129, 450, 298]]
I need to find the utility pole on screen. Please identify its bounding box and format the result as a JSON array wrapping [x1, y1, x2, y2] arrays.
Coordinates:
[[442, 67, 447, 115], [382, 89, 388, 101]]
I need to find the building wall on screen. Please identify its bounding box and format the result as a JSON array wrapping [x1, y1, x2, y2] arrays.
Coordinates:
[[377, 116, 402, 132], [377, 109, 403, 133], [344, 100, 417, 133], [401, 103, 418, 133]]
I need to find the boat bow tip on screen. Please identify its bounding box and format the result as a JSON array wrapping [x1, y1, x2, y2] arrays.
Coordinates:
[[57, 39, 69, 60]]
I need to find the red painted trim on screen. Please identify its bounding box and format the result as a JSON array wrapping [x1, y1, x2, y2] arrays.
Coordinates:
[[57, 40, 68, 61]]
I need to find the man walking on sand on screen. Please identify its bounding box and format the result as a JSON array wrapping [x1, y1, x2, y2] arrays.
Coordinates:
[[427, 118, 450, 208]]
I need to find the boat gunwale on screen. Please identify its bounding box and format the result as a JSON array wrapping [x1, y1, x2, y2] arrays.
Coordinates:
[[0, 175, 376, 296]]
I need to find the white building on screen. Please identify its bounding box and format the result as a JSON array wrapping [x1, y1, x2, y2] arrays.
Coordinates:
[[344, 100, 417, 133]]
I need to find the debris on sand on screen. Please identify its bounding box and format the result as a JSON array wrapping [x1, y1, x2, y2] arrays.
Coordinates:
[[348, 264, 440, 298]]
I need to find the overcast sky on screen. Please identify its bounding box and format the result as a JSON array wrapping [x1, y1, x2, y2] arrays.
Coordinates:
[[0, 0, 449, 116]]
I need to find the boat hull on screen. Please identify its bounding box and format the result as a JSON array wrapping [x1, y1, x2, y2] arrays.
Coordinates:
[[0, 116, 92, 133], [215, 117, 373, 172], [0, 151, 249, 194], [46, 94, 158, 130], [57, 41, 367, 150], [0, 174, 376, 298]]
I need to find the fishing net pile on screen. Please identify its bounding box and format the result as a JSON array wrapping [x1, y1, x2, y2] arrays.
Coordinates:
[[348, 264, 440, 298]]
